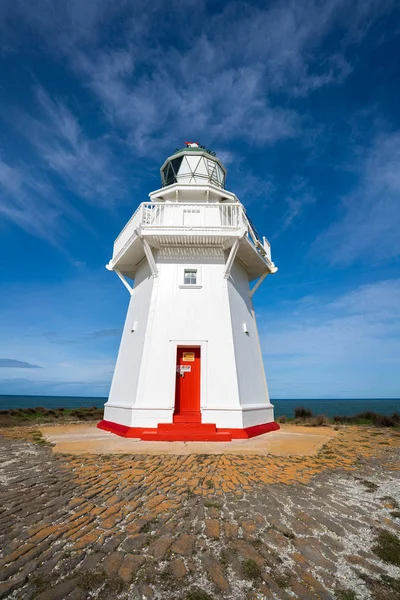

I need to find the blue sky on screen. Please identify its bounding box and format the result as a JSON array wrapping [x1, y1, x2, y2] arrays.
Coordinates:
[[0, 0, 399, 399]]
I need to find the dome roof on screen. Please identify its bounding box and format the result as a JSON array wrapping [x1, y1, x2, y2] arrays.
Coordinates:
[[160, 144, 226, 189]]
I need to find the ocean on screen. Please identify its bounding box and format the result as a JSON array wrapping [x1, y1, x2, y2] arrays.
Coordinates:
[[0, 395, 399, 418]]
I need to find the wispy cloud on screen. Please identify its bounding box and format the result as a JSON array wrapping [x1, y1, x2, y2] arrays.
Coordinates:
[[0, 358, 41, 368], [0, 155, 83, 245], [276, 177, 316, 235], [0, 0, 396, 247], [0, 84, 129, 245], [313, 130, 400, 264], [260, 278, 400, 397], [85, 328, 121, 340], [0, 377, 110, 396], [69, 0, 394, 151], [1, 0, 392, 155], [36, 328, 121, 345], [16, 86, 126, 208], [0, 272, 123, 396]]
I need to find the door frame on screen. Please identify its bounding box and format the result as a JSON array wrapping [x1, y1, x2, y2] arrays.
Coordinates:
[[168, 340, 208, 412]]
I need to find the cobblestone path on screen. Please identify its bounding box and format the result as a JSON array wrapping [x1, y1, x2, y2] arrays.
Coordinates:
[[0, 426, 399, 600]]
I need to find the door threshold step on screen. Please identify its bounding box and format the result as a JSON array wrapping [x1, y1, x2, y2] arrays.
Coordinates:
[[173, 413, 201, 423], [158, 422, 216, 433], [140, 431, 232, 442]]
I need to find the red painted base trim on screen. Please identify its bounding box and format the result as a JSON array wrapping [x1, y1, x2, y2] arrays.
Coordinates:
[[97, 419, 280, 441], [220, 421, 280, 439]]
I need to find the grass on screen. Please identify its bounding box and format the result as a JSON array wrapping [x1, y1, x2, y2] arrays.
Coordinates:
[[3, 405, 398, 431], [335, 589, 356, 600], [360, 572, 400, 598], [333, 411, 400, 427], [219, 549, 229, 567], [29, 572, 51, 592], [0, 406, 103, 427], [186, 589, 214, 600], [356, 479, 379, 493], [204, 501, 221, 509], [159, 568, 174, 586], [242, 558, 262, 580], [380, 574, 400, 594], [30, 430, 55, 447], [381, 496, 399, 509], [140, 518, 158, 533], [372, 529, 400, 566], [78, 569, 125, 593], [273, 573, 290, 588], [78, 570, 109, 591], [277, 407, 400, 428]]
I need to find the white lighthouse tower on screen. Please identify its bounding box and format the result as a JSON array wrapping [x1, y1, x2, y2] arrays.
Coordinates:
[[98, 143, 279, 441]]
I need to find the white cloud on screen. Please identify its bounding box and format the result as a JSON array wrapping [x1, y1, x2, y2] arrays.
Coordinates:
[[0, 85, 129, 244], [0, 154, 86, 245], [274, 177, 316, 235], [260, 279, 400, 398], [0, 271, 125, 395], [1, 0, 392, 152], [17, 86, 126, 208], [0, 0, 397, 247], [313, 131, 400, 264]]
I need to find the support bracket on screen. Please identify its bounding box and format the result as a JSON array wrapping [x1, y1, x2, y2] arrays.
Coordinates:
[[115, 270, 134, 295], [141, 237, 158, 278], [223, 236, 242, 279], [250, 270, 269, 297]]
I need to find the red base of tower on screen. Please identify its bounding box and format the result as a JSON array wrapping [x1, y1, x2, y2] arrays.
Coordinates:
[[97, 419, 280, 441]]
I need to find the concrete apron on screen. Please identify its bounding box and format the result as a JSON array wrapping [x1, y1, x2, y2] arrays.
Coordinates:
[[40, 423, 337, 456]]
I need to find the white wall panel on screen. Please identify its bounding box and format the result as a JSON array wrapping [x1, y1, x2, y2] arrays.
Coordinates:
[[106, 261, 153, 409]]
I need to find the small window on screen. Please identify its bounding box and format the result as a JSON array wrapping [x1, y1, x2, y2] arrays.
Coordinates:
[[184, 269, 197, 285]]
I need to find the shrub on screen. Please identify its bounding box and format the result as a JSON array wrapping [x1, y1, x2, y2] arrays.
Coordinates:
[[312, 414, 327, 427], [294, 406, 313, 419], [332, 412, 400, 427], [0, 414, 14, 427], [373, 413, 400, 427], [333, 415, 349, 423], [277, 415, 286, 423]]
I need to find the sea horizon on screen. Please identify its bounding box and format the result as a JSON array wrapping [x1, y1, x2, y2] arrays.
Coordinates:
[[1, 394, 399, 419]]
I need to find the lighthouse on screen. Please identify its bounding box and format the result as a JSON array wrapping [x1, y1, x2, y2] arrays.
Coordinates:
[[98, 143, 279, 441]]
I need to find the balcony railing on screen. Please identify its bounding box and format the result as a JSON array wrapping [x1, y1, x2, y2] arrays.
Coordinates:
[[113, 202, 271, 263]]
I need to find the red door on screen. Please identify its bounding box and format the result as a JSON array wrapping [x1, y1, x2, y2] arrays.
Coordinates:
[[174, 347, 201, 423]]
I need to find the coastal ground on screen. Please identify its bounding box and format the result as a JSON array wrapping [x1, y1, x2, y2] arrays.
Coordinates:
[[39, 422, 337, 456], [0, 423, 399, 600]]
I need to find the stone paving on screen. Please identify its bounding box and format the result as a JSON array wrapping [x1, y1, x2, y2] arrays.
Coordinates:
[[0, 426, 399, 600]]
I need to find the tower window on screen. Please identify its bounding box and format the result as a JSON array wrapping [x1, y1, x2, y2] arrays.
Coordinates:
[[184, 269, 197, 285]]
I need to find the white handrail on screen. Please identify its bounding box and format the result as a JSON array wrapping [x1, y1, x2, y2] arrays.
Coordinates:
[[112, 202, 270, 262]]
